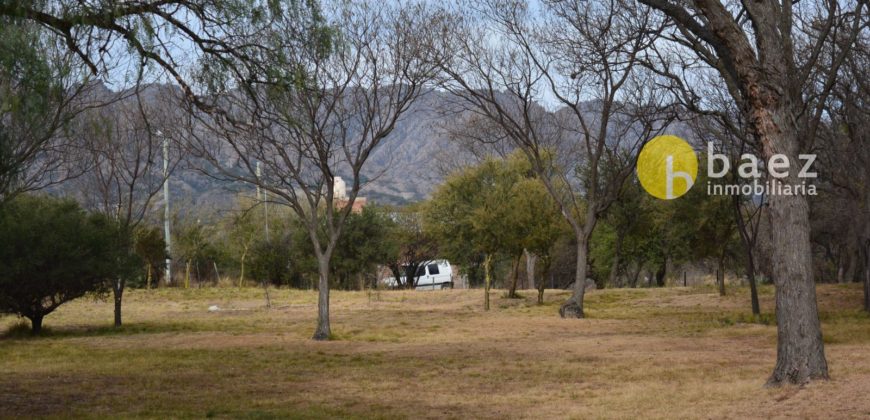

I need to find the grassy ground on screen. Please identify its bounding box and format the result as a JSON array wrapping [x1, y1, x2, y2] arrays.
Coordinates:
[[1, 284, 869, 419]]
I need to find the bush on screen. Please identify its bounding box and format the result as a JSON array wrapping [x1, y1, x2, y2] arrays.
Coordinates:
[[0, 195, 126, 333], [249, 235, 295, 287]]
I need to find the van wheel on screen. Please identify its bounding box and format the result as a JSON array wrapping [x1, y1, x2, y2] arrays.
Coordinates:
[[441, 283, 452, 290]]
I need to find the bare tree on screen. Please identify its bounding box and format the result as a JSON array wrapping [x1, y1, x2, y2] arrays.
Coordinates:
[[812, 29, 870, 311], [187, 0, 442, 340], [73, 93, 179, 327], [637, 0, 867, 385], [438, 0, 673, 317]]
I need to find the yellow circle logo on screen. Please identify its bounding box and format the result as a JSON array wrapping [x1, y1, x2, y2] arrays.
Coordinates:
[[637, 135, 698, 200]]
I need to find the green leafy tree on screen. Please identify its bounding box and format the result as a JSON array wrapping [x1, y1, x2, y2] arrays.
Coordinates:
[[384, 206, 439, 290], [133, 226, 166, 289], [331, 206, 395, 290], [425, 153, 564, 307], [0, 195, 133, 333], [0, 20, 87, 202]]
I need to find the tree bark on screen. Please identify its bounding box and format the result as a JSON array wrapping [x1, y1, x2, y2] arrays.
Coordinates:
[[765, 110, 828, 385], [313, 255, 331, 340], [29, 314, 43, 335], [767, 188, 828, 384], [560, 236, 589, 318], [864, 243, 870, 313]]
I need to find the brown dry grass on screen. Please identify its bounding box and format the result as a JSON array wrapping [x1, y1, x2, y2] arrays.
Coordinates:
[[1, 284, 868, 419]]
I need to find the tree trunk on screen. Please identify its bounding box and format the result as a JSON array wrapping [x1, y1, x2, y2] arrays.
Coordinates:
[[609, 232, 624, 288], [261, 279, 272, 308], [29, 314, 43, 335], [184, 260, 191, 289], [313, 255, 331, 340], [764, 107, 828, 385], [844, 249, 857, 284], [864, 243, 870, 313], [630, 262, 643, 288], [146, 264, 152, 290], [560, 236, 588, 318], [747, 255, 760, 316], [508, 254, 521, 298], [484, 254, 492, 311], [524, 249, 537, 290], [239, 247, 247, 288], [767, 189, 828, 384], [717, 256, 726, 296], [836, 251, 846, 284], [113, 278, 124, 327], [655, 261, 666, 287], [733, 195, 760, 315], [537, 258, 550, 305]]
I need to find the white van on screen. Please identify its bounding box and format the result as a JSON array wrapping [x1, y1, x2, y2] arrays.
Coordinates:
[[384, 260, 453, 290]]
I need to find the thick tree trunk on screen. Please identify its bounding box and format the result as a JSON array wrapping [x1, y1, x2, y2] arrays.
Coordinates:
[[767, 189, 828, 385], [113, 279, 124, 327], [560, 236, 589, 318], [764, 108, 828, 385], [313, 256, 331, 340], [29, 314, 43, 335], [524, 249, 537, 290]]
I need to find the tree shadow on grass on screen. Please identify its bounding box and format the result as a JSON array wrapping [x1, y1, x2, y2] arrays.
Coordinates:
[[1, 319, 206, 340]]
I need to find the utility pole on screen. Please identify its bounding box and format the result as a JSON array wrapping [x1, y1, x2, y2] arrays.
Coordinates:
[[256, 162, 269, 242], [162, 131, 172, 285]]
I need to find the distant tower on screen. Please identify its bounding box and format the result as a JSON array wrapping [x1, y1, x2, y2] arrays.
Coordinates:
[[333, 176, 347, 200]]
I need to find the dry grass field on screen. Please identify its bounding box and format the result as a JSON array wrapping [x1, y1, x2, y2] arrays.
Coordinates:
[[1, 284, 869, 419]]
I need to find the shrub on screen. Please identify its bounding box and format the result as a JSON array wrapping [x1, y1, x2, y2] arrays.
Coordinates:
[[0, 195, 125, 333]]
